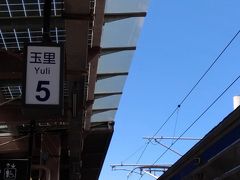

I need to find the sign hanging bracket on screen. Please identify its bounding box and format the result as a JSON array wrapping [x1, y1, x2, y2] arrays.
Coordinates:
[[43, 0, 51, 43]]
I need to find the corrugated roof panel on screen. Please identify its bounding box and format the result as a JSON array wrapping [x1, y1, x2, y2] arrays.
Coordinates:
[[91, 110, 117, 123], [94, 76, 127, 94], [97, 50, 134, 74], [93, 94, 121, 110], [91, 0, 149, 123], [101, 17, 145, 47]]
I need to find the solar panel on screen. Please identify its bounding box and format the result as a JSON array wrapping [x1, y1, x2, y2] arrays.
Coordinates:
[[0, 0, 65, 50], [0, 0, 64, 17], [0, 28, 66, 50], [0, 0, 149, 125], [0, 0, 97, 50], [1, 85, 22, 100], [0, 82, 69, 101]]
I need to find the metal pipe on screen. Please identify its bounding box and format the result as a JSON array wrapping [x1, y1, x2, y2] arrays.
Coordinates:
[[143, 136, 201, 141], [142, 170, 159, 179], [214, 164, 240, 180], [110, 164, 171, 169], [27, 120, 35, 180], [32, 165, 51, 180], [155, 141, 182, 156]]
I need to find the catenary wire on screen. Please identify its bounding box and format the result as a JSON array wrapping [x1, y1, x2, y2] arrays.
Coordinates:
[[135, 29, 240, 164], [122, 144, 147, 163], [152, 74, 240, 165], [136, 141, 150, 164], [172, 108, 180, 145], [155, 140, 182, 156], [155, 29, 240, 135], [179, 29, 240, 105], [135, 106, 179, 163]]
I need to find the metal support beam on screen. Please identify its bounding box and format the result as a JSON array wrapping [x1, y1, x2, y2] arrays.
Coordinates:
[[105, 12, 147, 23], [111, 164, 171, 179], [143, 136, 202, 141], [101, 46, 136, 56], [64, 0, 90, 178], [88, 46, 101, 63], [97, 72, 128, 80], [0, 16, 64, 32], [43, 0, 52, 42], [27, 120, 35, 180], [0, 90, 4, 104], [62, 13, 94, 21], [111, 164, 172, 169], [142, 170, 159, 179], [94, 92, 122, 99], [154, 140, 182, 157], [214, 165, 240, 179], [41, 134, 61, 180], [84, 0, 106, 132], [92, 108, 118, 115]]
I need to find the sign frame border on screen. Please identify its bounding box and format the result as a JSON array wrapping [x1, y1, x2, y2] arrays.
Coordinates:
[[22, 43, 64, 110]]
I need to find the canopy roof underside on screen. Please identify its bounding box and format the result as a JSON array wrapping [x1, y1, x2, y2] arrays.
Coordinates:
[[0, 0, 149, 179]]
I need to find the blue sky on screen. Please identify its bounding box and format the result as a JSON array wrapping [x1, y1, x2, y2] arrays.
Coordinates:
[[99, 1, 240, 179]]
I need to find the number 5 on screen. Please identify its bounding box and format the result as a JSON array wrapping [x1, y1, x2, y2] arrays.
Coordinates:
[[36, 81, 50, 101]]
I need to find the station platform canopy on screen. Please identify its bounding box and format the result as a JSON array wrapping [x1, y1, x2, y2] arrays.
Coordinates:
[[0, 0, 150, 179]]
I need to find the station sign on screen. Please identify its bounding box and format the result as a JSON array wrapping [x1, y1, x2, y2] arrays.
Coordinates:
[[0, 159, 29, 180], [23, 44, 63, 108]]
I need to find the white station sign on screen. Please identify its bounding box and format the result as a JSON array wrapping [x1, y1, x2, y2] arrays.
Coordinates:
[[25, 45, 62, 105]]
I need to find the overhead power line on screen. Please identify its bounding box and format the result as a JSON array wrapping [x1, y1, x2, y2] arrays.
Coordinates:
[[136, 106, 179, 163], [154, 140, 182, 157], [179, 29, 240, 105], [136, 141, 150, 164], [153, 74, 240, 165], [121, 144, 147, 163], [157, 29, 240, 136], [135, 29, 240, 164], [172, 107, 180, 145]]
